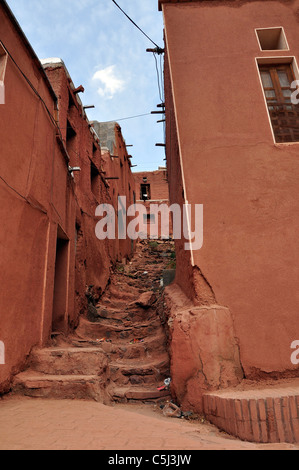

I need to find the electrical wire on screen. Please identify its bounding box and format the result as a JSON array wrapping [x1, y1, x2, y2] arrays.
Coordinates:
[[111, 0, 166, 158], [112, 0, 161, 49], [0, 174, 47, 214], [102, 113, 152, 123]]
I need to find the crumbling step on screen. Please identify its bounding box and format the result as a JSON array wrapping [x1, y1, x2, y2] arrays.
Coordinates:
[[110, 354, 170, 386], [76, 317, 161, 342], [27, 347, 109, 376], [72, 331, 168, 360], [90, 305, 157, 324], [112, 386, 171, 403], [104, 286, 138, 302], [13, 371, 111, 403], [203, 378, 299, 444]]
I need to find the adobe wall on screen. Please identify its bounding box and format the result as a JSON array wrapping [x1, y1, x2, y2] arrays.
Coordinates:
[[92, 120, 136, 262], [162, 0, 299, 389], [134, 169, 172, 239], [0, 5, 76, 392], [164, 51, 197, 299], [42, 67, 137, 326], [134, 169, 170, 203], [0, 2, 136, 394]]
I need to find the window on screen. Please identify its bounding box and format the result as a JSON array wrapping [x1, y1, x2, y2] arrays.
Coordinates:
[[256, 28, 288, 51], [140, 184, 151, 201], [259, 63, 299, 142]]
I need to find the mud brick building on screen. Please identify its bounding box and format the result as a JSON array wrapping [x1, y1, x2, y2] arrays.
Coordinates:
[[134, 167, 172, 238], [92, 120, 137, 260], [0, 1, 134, 394], [160, 0, 299, 442]]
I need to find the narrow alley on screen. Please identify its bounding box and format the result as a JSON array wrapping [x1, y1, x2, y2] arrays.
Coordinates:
[[12, 240, 175, 404], [2, 0, 299, 453], [1, 240, 298, 451]]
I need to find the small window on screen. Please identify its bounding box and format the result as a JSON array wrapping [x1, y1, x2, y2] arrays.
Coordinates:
[[258, 62, 299, 142], [256, 28, 288, 51], [140, 184, 151, 201]]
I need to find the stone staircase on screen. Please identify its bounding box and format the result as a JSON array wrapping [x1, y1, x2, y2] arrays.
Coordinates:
[[13, 240, 175, 404], [13, 347, 111, 403]]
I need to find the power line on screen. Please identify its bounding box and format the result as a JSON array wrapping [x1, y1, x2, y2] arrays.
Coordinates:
[[102, 112, 152, 123], [112, 0, 161, 49]]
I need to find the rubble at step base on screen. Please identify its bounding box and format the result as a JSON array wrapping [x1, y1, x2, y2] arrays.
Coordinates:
[[203, 378, 299, 444]]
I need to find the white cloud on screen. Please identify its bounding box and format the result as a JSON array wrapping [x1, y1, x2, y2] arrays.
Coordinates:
[[92, 65, 126, 99]]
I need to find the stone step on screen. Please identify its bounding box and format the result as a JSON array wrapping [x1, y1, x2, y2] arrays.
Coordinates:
[[203, 379, 299, 444], [105, 286, 137, 302], [28, 347, 109, 376], [112, 386, 171, 403], [75, 317, 161, 342], [110, 354, 170, 386], [90, 306, 129, 322], [92, 304, 157, 324], [72, 330, 167, 360], [13, 371, 111, 403]]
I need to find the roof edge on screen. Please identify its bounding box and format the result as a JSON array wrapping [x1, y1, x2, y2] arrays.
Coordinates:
[[1, 0, 57, 102]]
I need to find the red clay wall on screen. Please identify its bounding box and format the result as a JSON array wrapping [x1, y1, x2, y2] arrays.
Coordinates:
[[134, 169, 172, 239], [0, 5, 76, 392], [92, 121, 136, 262], [0, 3, 136, 393], [164, 52, 196, 299], [40, 66, 137, 329], [134, 169, 169, 203], [162, 0, 299, 381]]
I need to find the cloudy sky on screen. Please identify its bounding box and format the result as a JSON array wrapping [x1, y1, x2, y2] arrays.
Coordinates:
[[6, 0, 166, 171]]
